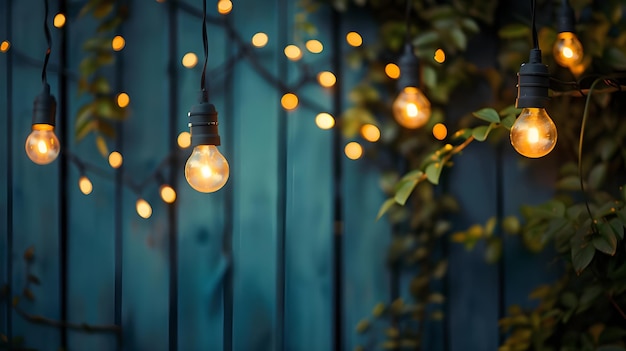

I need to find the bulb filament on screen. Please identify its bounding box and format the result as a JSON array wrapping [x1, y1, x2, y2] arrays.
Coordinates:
[[37, 140, 48, 154], [406, 103, 418, 118]]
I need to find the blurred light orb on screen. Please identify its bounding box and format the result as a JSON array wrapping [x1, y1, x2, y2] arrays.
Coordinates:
[[345, 142, 363, 160], [182, 52, 198, 68], [315, 113, 335, 130], [252, 32, 269, 48]]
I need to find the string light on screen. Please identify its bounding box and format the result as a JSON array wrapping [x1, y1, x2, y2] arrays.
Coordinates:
[[160, 185, 177, 203], [112, 35, 126, 51], [108, 151, 123, 168], [511, 1, 557, 158], [78, 176, 93, 195], [317, 71, 336, 88], [251, 32, 269, 48], [345, 142, 363, 160], [315, 113, 335, 130], [136, 198, 152, 219], [185, 0, 230, 193], [553, 0, 583, 68], [281, 93, 299, 110], [116, 92, 130, 108], [284, 45, 302, 61], [0, 40, 10, 52], [53, 13, 66, 28], [182, 52, 198, 68], [360, 124, 381, 142], [305, 39, 323, 53], [26, 0, 60, 165], [346, 32, 363, 47]]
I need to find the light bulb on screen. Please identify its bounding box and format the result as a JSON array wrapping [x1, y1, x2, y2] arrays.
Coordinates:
[[553, 32, 583, 68], [78, 176, 93, 195], [185, 145, 229, 193], [25, 124, 60, 165], [392, 87, 431, 129], [510, 108, 557, 158]]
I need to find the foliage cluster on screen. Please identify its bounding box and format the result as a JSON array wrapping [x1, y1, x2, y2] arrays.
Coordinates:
[[306, 0, 626, 349]]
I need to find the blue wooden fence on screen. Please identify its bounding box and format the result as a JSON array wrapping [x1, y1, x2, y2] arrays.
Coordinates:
[[0, 0, 558, 350]]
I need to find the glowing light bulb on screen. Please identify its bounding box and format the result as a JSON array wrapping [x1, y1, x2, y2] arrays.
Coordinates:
[[160, 184, 177, 203], [553, 32, 583, 68], [392, 87, 431, 129], [185, 145, 229, 193], [510, 108, 557, 158], [78, 176, 93, 195], [109, 151, 123, 168], [25, 124, 60, 165]]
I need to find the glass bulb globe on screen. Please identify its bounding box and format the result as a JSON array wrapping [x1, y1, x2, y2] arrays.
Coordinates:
[[25, 124, 60, 165], [510, 108, 557, 158], [553, 32, 583, 68], [392, 87, 431, 129], [185, 145, 229, 193]]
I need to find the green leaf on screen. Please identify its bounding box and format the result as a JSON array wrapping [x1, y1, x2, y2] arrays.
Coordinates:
[[97, 16, 123, 33], [593, 222, 617, 255], [502, 216, 521, 234], [83, 37, 111, 52], [472, 125, 493, 142], [500, 114, 516, 130], [400, 169, 423, 182], [422, 65, 437, 89], [91, 76, 111, 94], [425, 162, 442, 185], [588, 162, 608, 189], [79, 58, 101, 77], [460, 18, 480, 33], [560, 291, 578, 309], [556, 176, 582, 191], [412, 30, 439, 48], [377, 198, 396, 220], [604, 47, 626, 70], [93, 1, 114, 18], [355, 319, 370, 333], [449, 27, 467, 50], [394, 179, 418, 206], [571, 237, 595, 275], [473, 108, 501, 123], [485, 238, 502, 263], [609, 217, 624, 240], [78, 0, 103, 17], [96, 135, 109, 157]]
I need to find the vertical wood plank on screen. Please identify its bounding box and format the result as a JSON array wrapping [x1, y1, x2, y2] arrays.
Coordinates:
[[230, 0, 280, 348], [0, 0, 10, 341], [118, 2, 170, 350], [283, 4, 334, 350]]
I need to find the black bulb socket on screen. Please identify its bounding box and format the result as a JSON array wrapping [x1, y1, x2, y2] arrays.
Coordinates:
[[32, 83, 57, 126], [397, 44, 420, 91], [556, 0, 576, 33], [188, 98, 221, 147], [515, 49, 550, 109]]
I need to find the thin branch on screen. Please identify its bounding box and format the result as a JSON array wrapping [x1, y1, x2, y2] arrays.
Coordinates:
[[551, 85, 626, 97], [607, 293, 626, 320], [13, 305, 121, 334]]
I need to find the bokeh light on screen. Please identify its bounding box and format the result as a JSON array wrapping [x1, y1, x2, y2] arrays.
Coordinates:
[[305, 39, 323, 54], [160, 185, 177, 204], [78, 176, 93, 195], [112, 35, 125, 51], [252, 32, 269, 48], [217, 0, 233, 14], [345, 142, 363, 160], [53, 13, 66, 28], [317, 71, 336, 88], [360, 124, 381, 142], [116, 92, 130, 108], [434, 48, 446, 63], [433, 123, 448, 140], [108, 151, 123, 168], [182, 52, 198, 68], [315, 113, 335, 130], [177, 131, 191, 149], [136, 199, 152, 219], [385, 63, 400, 79], [284, 45, 302, 61], [281, 93, 299, 110], [346, 32, 363, 47], [0, 41, 10, 53]]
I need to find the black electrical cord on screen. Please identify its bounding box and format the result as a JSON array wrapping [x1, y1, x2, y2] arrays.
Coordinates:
[[42, 0, 51, 85], [404, 0, 412, 45], [200, 0, 209, 100], [530, 0, 538, 49]]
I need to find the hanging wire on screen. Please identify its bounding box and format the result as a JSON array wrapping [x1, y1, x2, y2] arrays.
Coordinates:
[[42, 0, 52, 84], [530, 0, 539, 49], [200, 0, 209, 99], [404, 0, 412, 45], [578, 77, 601, 230]]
